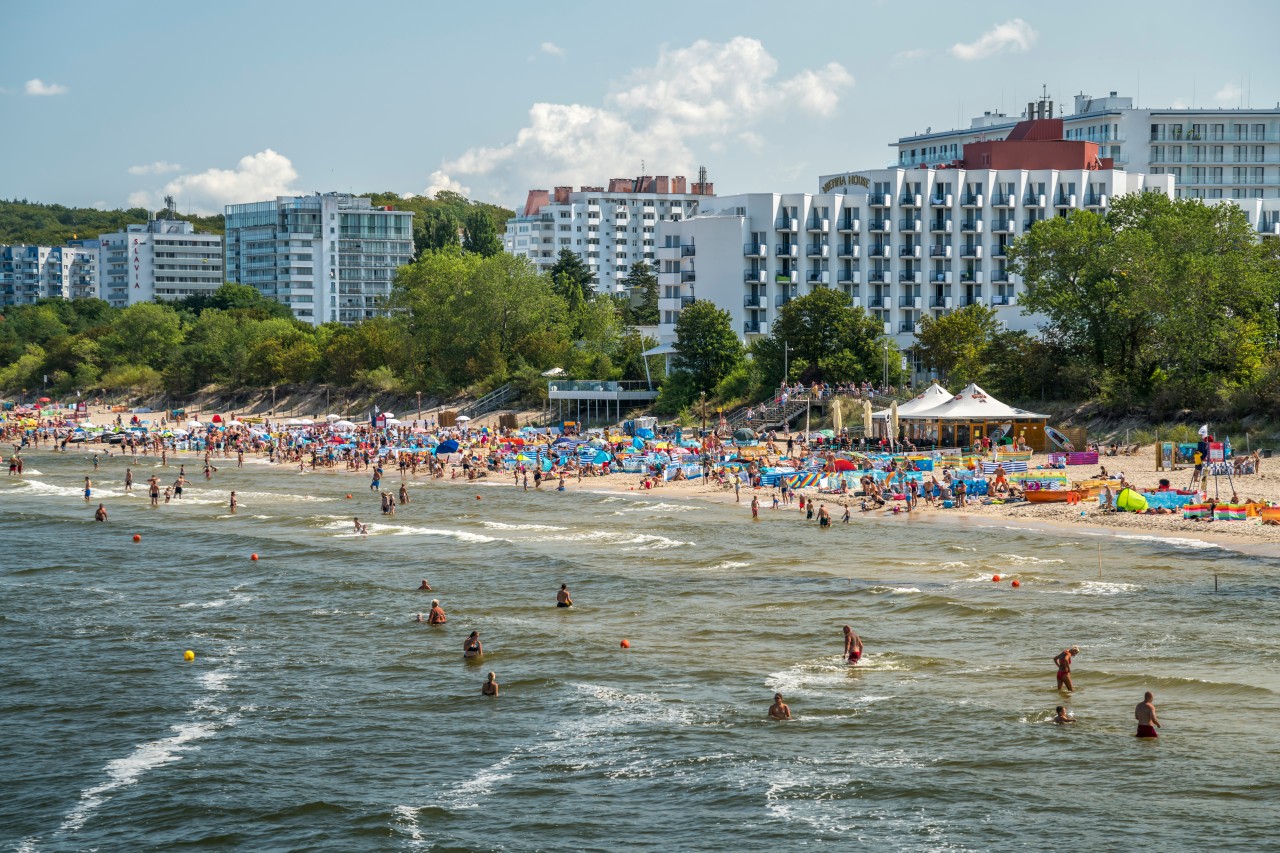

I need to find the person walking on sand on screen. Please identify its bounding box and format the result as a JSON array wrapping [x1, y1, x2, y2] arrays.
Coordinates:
[[843, 626, 864, 664], [1135, 692, 1161, 738], [482, 671, 499, 696], [1054, 646, 1079, 692], [557, 584, 573, 608], [769, 692, 792, 720]]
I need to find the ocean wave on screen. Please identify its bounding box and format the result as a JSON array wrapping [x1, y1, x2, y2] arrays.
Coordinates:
[[998, 553, 1066, 565], [705, 560, 750, 571], [1071, 581, 1141, 596], [1115, 534, 1224, 550], [480, 521, 568, 531]]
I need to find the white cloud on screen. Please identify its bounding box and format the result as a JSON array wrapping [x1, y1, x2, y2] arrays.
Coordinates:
[[1171, 98, 1189, 109], [25, 78, 69, 96], [128, 149, 299, 214], [950, 19, 1036, 61], [1214, 82, 1241, 105], [894, 48, 929, 63], [428, 37, 853, 203], [540, 42, 565, 58], [420, 169, 472, 198], [127, 160, 183, 176]]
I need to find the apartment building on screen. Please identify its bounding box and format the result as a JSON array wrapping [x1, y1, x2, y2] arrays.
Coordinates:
[[504, 173, 714, 293], [225, 193, 414, 326], [95, 218, 223, 308], [0, 244, 99, 306]]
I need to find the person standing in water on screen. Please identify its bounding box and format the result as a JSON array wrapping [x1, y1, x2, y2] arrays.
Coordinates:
[[769, 692, 792, 720], [124, 468, 133, 492], [482, 672, 499, 696], [843, 626, 863, 664], [818, 503, 831, 528], [398, 482, 409, 505], [428, 599, 447, 623], [464, 631, 483, 659], [557, 584, 572, 608], [94, 503, 107, 522], [1054, 646, 1080, 692], [84, 477, 92, 501], [1135, 692, 1161, 738], [751, 495, 759, 519], [229, 491, 238, 514]]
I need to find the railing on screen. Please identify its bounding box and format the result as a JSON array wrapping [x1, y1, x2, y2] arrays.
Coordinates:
[[898, 295, 916, 307], [744, 320, 762, 333], [870, 219, 892, 231], [682, 271, 696, 282], [838, 218, 860, 231], [458, 383, 517, 419], [838, 244, 859, 256], [776, 244, 800, 256], [991, 294, 1011, 306], [743, 243, 767, 256], [681, 245, 696, 256]]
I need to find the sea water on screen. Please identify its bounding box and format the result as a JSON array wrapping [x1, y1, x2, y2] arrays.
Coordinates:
[[3, 451, 1279, 851]]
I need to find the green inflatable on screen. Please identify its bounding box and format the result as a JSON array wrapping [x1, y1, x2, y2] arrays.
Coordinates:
[[1115, 487, 1148, 513]]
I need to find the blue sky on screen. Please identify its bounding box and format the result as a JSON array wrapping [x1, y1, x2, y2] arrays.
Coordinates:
[[2, 0, 1277, 214]]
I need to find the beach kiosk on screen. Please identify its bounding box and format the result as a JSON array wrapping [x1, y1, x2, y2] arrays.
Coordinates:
[[901, 382, 1050, 452]]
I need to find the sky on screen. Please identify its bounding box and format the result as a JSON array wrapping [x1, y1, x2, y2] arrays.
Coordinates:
[[2, 0, 1278, 215]]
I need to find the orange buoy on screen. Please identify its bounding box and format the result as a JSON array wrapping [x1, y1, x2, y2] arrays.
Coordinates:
[[250, 553, 259, 561], [476, 495, 482, 500], [132, 534, 141, 543], [345, 494, 352, 499], [620, 639, 631, 649], [992, 574, 1001, 582], [1011, 579, 1021, 587]]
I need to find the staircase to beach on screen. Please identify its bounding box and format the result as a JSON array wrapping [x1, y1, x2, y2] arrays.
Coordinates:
[[458, 383, 517, 421], [720, 389, 915, 434]]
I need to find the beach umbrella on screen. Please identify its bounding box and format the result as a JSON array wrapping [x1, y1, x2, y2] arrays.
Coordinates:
[[456, 415, 472, 423], [325, 414, 340, 421], [834, 458, 856, 472], [387, 418, 403, 426], [862, 399, 873, 435], [733, 427, 757, 443], [334, 420, 356, 430], [187, 419, 202, 428], [383, 412, 395, 419], [287, 418, 302, 425], [436, 439, 459, 454], [890, 401, 899, 446], [297, 418, 314, 425]]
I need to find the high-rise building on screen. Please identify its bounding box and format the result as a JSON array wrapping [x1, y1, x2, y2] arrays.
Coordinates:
[[224, 193, 414, 325], [655, 116, 1182, 376], [95, 218, 223, 308], [0, 244, 99, 306], [503, 173, 714, 293], [895, 91, 1280, 202]]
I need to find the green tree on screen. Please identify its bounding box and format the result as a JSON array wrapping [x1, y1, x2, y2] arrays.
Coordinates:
[[417, 209, 461, 254], [912, 303, 1001, 388], [624, 261, 659, 325], [752, 288, 885, 387], [671, 300, 743, 393], [102, 302, 184, 370], [462, 208, 502, 257], [548, 249, 594, 308]]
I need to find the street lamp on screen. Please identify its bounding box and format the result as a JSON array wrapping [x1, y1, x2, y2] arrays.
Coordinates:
[[783, 341, 792, 385], [882, 340, 889, 389]]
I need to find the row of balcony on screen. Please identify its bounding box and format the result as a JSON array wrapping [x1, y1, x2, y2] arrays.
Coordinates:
[[775, 217, 834, 233]]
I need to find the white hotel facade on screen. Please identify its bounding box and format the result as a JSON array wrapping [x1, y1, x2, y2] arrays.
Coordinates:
[[655, 167, 1172, 367], [0, 244, 99, 306]]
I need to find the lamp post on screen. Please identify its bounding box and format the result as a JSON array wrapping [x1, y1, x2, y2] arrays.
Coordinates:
[[783, 341, 792, 385], [882, 340, 889, 389], [416, 391, 422, 423]]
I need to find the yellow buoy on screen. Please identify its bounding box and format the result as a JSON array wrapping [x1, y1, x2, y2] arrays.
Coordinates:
[[184, 650, 195, 662]]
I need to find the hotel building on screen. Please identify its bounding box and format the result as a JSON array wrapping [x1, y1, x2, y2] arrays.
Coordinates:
[[895, 91, 1280, 205], [504, 173, 714, 293], [0, 244, 99, 306], [95, 218, 223, 308], [224, 193, 414, 326]]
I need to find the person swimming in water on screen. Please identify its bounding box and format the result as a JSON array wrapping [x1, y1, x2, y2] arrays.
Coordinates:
[[353, 517, 368, 535], [769, 692, 792, 720], [482, 672, 499, 696], [464, 631, 482, 659], [427, 599, 447, 624], [418, 579, 432, 591], [1054, 646, 1079, 692], [843, 625, 863, 664], [557, 584, 572, 608], [1053, 706, 1075, 724]]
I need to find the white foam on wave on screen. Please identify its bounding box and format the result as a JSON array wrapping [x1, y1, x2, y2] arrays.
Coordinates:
[[1072, 580, 1141, 596], [939, 561, 970, 569], [705, 560, 750, 571], [33, 663, 240, 846], [318, 516, 502, 543], [998, 553, 1066, 565], [766, 656, 905, 698], [1115, 533, 1223, 550], [480, 521, 567, 531]]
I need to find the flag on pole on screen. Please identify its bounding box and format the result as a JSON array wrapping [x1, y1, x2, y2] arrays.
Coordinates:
[[1198, 424, 1209, 438]]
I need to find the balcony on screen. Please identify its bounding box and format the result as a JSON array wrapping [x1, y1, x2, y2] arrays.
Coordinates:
[[900, 245, 922, 259], [930, 219, 954, 233], [930, 193, 953, 207], [929, 244, 951, 258], [990, 270, 1010, 284], [776, 271, 798, 284], [837, 270, 861, 285], [992, 243, 1009, 259], [1023, 218, 1045, 231], [960, 270, 985, 284], [868, 270, 890, 284], [961, 245, 983, 259], [744, 294, 768, 309], [808, 270, 830, 285], [775, 293, 797, 307], [806, 243, 830, 258], [776, 243, 800, 258], [961, 193, 983, 207], [743, 243, 767, 257], [1024, 194, 1047, 208], [898, 320, 919, 333], [776, 217, 799, 232], [870, 193, 892, 207], [900, 193, 923, 208], [680, 296, 697, 308], [931, 271, 953, 284], [898, 218, 922, 233], [681, 244, 696, 257], [1055, 193, 1076, 208], [991, 294, 1013, 306], [837, 243, 860, 259], [682, 271, 697, 283], [868, 295, 891, 310], [993, 220, 1016, 234], [744, 320, 765, 334], [930, 295, 953, 309], [806, 217, 829, 233], [961, 219, 984, 234], [898, 294, 916, 308], [899, 271, 922, 285], [744, 270, 767, 284], [870, 244, 891, 259], [838, 217, 860, 233], [870, 219, 892, 233], [1084, 194, 1108, 208], [991, 193, 1016, 208]]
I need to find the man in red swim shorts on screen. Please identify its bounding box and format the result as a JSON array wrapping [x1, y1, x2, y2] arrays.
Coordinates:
[[1135, 691, 1161, 738], [843, 625, 863, 664]]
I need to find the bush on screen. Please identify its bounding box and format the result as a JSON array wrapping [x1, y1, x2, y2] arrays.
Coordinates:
[[713, 363, 756, 409], [100, 364, 163, 393], [654, 370, 699, 415], [354, 365, 402, 393]]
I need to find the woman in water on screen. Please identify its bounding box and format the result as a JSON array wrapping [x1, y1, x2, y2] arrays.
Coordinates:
[[464, 631, 483, 659], [427, 599, 447, 624], [768, 692, 791, 720], [843, 625, 863, 664], [482, 672, 499, 696]]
